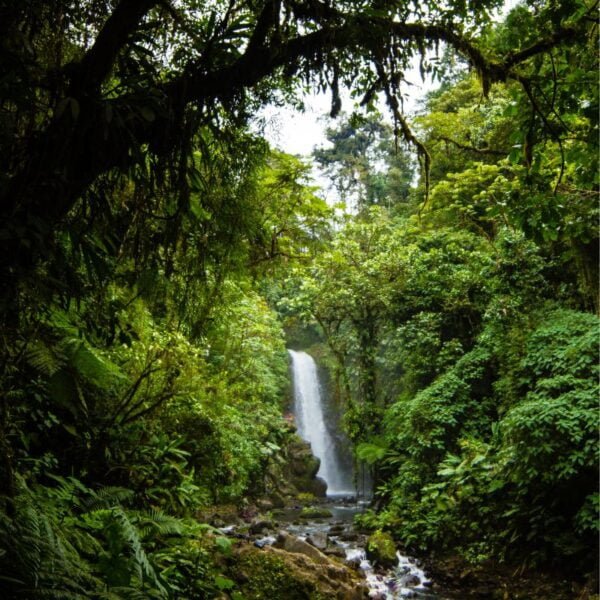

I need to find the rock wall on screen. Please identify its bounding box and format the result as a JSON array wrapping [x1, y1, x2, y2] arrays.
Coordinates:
[[263, 430, 327, 506]]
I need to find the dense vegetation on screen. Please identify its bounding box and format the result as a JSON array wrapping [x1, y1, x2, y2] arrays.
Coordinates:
[[290, 66, 598, 577], [0, 0, 597, 598]]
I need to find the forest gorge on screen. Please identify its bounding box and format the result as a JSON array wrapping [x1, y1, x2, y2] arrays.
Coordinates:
[[0, 0, 598, 598]]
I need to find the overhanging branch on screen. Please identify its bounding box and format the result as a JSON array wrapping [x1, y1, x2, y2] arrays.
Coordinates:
[[70, 0, 161, 94], [0, 2, 588, 262]]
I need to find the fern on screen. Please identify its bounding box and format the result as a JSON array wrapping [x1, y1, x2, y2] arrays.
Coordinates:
[[61, 337, 126, 390], [0, 479, 99, 599], [136, 508, 186, 540], [0, 475, 187, 599], [109, 507, 169, 597], [25, 340, 64, 377], [83, 486, 135, 512]]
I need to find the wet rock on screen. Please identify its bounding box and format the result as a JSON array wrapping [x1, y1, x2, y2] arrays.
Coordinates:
[[345, 557, 362, 570], [401, 574, 421, 588], [263, 433, 329, 500], [328, 524, 345, 535], [233, 544, 369, 600], [249, 518, 275, 535], [254, 535, 276, 548], [289, 438, 321, 478], [309, 475, 328, 497], [256, 498, 274, 511], [306, 531, 328, 550], [300, 506, 333, 519], [324, 546, 347, 559], [339, 531, 358, 541], [273, 531, 330, 564]]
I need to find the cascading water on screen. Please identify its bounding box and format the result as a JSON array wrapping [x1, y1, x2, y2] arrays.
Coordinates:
[[288, 349, 355, 495]]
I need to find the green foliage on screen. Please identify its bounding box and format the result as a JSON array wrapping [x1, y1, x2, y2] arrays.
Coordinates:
[[0, 473, 245, 599], [366, 530, 398, 567], [0, 0, 598, 591], [0, 142, 312, 595], [356, 440, 388, 465], [293, 33, 598, 575], [367, 308, 598, 569], [313, 113, 414, 213]]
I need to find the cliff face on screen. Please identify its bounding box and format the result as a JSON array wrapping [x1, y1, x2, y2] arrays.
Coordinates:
[[263, 432, 327, 507]]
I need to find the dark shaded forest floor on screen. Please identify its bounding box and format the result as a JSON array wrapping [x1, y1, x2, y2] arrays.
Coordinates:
[[423, 554, 598, 599]]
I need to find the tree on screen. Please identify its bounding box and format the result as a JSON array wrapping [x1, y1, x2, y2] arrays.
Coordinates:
[[313, 113, 413, 211], [0, 0, 593, 307], [418, 69, 599, 310]]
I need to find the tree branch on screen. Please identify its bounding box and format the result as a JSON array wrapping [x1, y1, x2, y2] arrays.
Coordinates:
[[70, 0, 161, 95], [436, 136, 508, 156], [0, 3, 587, 278], [504, 25, 580, 70]]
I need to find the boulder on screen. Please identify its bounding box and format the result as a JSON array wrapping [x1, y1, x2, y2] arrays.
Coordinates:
[[233, 543, 369, 600], [345, 556, 362, 570], [263, 434, 328, 499], [288, 438, 321, 478], [324, 546, 347, 559], [273, 531, 329, 565], [366, 530, 398, 569], [299, 506, 333, 519], [306, 531, 328, 550], [306, 475, 328, 497], [249, 518, 275, 535], [401, 574, 421, 588], [285, 436, 328, 497], [256, 498, 274, 511], [328, 524, 345, 536]]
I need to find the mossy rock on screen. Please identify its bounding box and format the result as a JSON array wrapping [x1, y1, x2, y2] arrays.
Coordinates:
[[234, 546, 319, 599], [300, 506, 333, 519], [232, 544, 368, 600], [366, 530, 398, 569], [297, 492, 317, 504]]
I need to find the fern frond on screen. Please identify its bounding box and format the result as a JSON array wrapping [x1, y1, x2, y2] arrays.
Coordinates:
[[25, 340, 64, 377], [110, 507, 168, 598], [134, 508, 185, 539], [84, 486, 134, 511], [61, 337, 126, 390]]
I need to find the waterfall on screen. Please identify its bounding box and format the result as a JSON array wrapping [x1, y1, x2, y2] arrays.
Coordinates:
[[288, 349, 355, 496]]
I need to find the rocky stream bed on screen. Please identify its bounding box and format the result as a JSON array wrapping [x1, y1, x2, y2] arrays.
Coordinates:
[[208, 495, 596, 600], [216, 495, 441, 599]]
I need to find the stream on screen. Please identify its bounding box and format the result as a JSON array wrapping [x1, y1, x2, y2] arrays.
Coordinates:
[[254, 498, 439, 599], [285, 350, 445, 599]]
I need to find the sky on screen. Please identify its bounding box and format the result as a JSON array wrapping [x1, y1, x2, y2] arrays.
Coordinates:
[[256, 62, 434, 158], [253, 61, 435, 203]]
